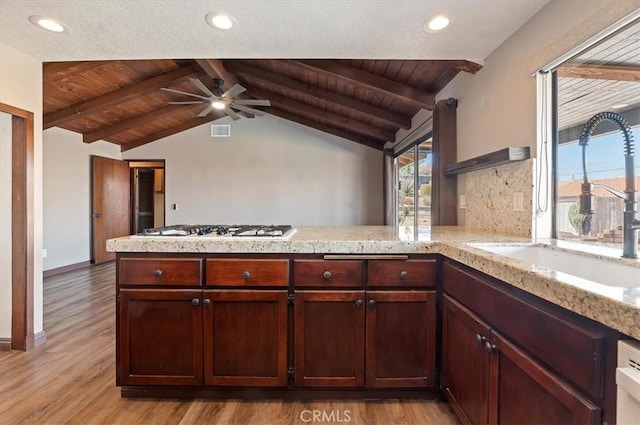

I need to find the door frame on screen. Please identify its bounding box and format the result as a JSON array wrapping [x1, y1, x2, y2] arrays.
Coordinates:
[[0, 102, 35, 351], [128, 160, 165, 233]]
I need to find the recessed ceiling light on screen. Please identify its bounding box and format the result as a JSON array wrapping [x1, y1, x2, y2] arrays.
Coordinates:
[[206, 12, 237, 31], [29, 15, 69, 33], [424, 14, 450, 32]]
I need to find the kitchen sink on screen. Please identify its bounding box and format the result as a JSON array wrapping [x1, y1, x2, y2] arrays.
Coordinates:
[[468, 242, 640, 288]]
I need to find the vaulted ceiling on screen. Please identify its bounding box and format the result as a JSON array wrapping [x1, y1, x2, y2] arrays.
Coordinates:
[[43, 58, 482, 151]]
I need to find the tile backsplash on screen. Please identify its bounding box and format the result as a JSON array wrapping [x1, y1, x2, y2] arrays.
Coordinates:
[[461, 159, 534, 237]]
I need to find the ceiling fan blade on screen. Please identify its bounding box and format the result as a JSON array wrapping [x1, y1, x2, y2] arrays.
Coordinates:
[[224, 107, 242, 121], [161, 87, 210, 100], [197, 105, 214, 117], [232, 99, 271, 106], [167, 101, 203, 105], [222, 84, 247, 99], [231, 104, 266, 116], [188, 77, 215, 97]]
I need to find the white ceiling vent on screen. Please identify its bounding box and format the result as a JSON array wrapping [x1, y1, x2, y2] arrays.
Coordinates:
[[211, 124, 231, 137]]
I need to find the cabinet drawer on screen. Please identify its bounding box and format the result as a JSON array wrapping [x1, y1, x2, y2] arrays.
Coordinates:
[[294, 260, 363, 287], [119, 258, 202, 286], [367, 259, 437, 287], [206, 259, 289, 287]]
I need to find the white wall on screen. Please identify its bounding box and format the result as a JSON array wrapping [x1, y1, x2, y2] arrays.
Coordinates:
[[123, 114, 384, 226], [0, 112, 12, 338], [43, 128, 121, 271], [0, 42, 43, 337], [437, 0, 640, 162]]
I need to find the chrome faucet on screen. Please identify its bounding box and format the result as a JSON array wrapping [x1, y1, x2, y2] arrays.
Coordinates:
[[579, 111, 639, 258]]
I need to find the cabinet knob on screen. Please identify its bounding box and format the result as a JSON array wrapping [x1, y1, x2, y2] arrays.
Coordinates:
[[203, 299, 211, 306], [241, 271, 251, 279], [400, 271, 408, 280], [369, 299, 376, 308], [153, 269, 163, 278], [484, 341, 496, 353], [475, 333, 486, 344], [355, 299, 363, 307], [191, 298, 200, 306], [323, 270, 332, 280]]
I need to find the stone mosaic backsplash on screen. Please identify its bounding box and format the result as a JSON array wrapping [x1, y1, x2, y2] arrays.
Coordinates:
[[462, 158, 534, 237]]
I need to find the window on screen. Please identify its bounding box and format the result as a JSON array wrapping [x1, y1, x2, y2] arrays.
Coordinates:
[[550, 19, 640, 249], [395, 137, 432, 235]]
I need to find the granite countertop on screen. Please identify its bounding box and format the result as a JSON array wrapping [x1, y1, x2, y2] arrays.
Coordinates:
[[107, 226, 640, 340]]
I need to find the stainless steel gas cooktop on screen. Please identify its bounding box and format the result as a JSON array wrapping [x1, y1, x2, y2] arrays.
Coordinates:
[[139, 224, 295, 238]]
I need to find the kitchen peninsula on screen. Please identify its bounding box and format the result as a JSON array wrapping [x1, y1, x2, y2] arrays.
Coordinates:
[[108, 226, 639, 425]]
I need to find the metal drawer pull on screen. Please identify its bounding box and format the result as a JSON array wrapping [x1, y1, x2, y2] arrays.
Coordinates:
[[355, 299, 363, 307], [242, 271, 251, 279], [203, 299, 211, 306], [323, 271, 332, 279], [153, 269, 163, 278], [369, 299, 376, 308], [484, 341, 496, 353], [191, 298, 200, 306], [400, 271, 408, 280], [475, 333, 485, 344]]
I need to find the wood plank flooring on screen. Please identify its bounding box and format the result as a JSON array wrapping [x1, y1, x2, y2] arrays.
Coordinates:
[[0, 263, 459, 425]]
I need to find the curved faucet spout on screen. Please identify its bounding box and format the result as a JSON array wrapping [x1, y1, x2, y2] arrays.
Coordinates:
[[578, 111, 637, 258]]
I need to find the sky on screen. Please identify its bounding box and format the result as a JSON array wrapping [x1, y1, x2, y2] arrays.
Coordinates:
[[557, 127, 640, 182]]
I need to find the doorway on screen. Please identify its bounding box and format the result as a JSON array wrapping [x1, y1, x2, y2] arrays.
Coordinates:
[[129, 161, 165, 234]]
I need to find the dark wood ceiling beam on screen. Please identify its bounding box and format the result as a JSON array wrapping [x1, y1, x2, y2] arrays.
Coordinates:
[[267, 107, 384, 151], [246, 85, 394, 142], [289, 60, 436, 110], [224, 61, 411, 130], [120, 112, 225, 152], [440, 60, 483, 75], [82, 105, 186, 143], [44, 64, 200, 129], [557, 63, 640, 82], [196, 59, 241, 86]]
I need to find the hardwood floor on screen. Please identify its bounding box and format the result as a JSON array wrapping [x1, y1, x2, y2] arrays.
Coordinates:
[[0, 263, 459, 425]]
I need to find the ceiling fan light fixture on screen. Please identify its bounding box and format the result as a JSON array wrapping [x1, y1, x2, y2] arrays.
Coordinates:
[[211, 100, 227, 110], [206, 12, 237, 30], [424, 14, 450, 32], [29, 15, 69, 33]]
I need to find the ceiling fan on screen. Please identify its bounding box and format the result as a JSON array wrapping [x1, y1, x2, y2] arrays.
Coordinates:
[[161, 77, 270, 120]]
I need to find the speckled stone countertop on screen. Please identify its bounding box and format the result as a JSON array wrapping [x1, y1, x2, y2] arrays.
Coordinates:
[[107, 226, 640, 340]]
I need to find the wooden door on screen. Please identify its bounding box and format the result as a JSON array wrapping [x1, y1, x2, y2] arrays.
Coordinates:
[[91, 155, 130, 264], [118, 289, 203, 386], [203, 290, 288, 387], [294, 290, 365, 387], [365, 290, 436, 388], [132, 168, 154, 234], [442, 295, 492, 425], [490, 331, 601, 425]]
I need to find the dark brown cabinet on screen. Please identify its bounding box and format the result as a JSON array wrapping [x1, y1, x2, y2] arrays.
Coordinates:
[[366, 291, 436, 388], [203, 290, 288, 387], [442, 260, 610, 425], [118, 289, 203, 386], [294, 290, 365, 387]]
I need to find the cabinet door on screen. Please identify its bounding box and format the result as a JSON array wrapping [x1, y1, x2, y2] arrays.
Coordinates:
[[294, 291, 365, 387], [203, 290, 288, 387], [365, 290, 436, 388], [491, 331, 601, 425], [442, 295, 492, 425], [118, 289, 203, 386]]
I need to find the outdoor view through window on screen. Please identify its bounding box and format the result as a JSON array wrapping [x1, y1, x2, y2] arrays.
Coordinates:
[[396, 139, 432, 234], [554, 20, 640, 248]]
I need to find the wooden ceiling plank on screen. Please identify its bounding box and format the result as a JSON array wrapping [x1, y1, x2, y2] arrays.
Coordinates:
[[289, 59, 436, 110], [120, 112, 224, 152], [557, 63, 640, 82], [44, 61, 113, 82], [83, 105, 186, 143], [224, 61, 411, 129], [267, 107, 384, 151], [245, 84, 394, 142], [44, 63, 200, 129]]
